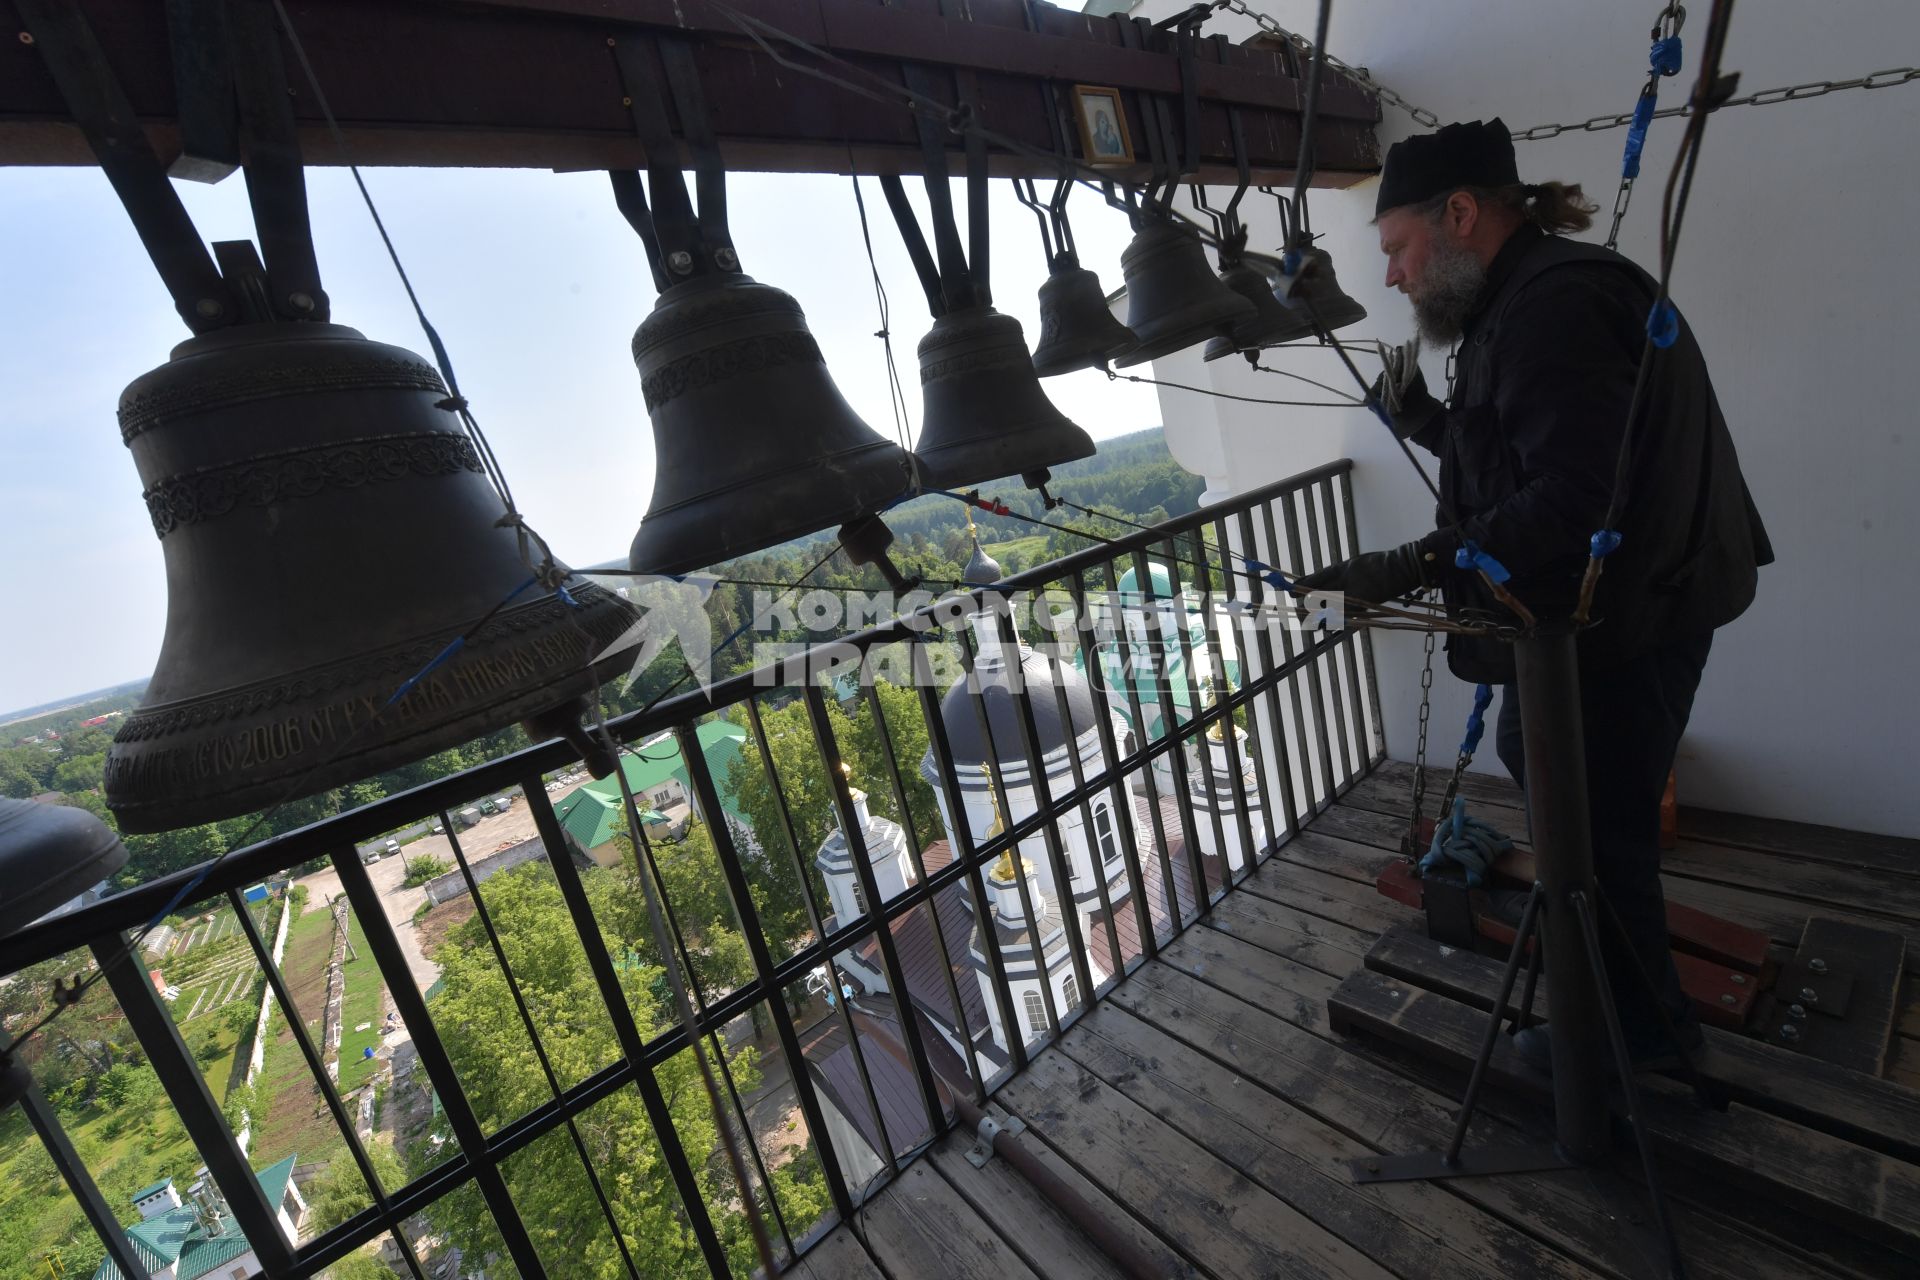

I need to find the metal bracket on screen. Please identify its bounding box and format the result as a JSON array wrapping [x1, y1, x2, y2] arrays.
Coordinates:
[[964, 1112, 1027, 1168], [1775, 961, 1853, 1017]]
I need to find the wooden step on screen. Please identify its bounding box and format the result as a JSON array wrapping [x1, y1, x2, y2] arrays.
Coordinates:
[[1326, 968, 1920, 1260], [1363, 925, 1920, 1166], [1772, 918, 1908, 1077]]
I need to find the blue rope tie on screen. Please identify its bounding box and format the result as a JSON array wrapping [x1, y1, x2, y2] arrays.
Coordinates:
[[1589, 529, 1624, 559], [1622, 92, 1659, 178], [1418, 795, 1514, 888], [1460, 682, 1493, 756], [1651, 34, 1684, 77], [1244, 558, 1293, 593], [1454, 539, 1511, 584], [1647, 299, 1679, 348]]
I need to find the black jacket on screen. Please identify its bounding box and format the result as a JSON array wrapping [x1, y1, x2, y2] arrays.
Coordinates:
[[1409, 226, 1772, 683]]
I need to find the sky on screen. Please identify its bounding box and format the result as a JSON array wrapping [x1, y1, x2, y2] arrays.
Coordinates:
[[0, 164, 1164, 713]]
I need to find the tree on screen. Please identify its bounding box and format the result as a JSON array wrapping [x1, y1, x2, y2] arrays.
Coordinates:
[[413, 860, 835, 1277], [305, 1140, 406, 1236], [322, 1250, 399, 1280]]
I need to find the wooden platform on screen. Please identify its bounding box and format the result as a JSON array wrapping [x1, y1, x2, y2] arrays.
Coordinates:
[[794, 770, 1920, 1280]]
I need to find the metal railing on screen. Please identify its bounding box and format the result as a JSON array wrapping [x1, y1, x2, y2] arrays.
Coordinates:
[[1, 459, 1382, 1279]]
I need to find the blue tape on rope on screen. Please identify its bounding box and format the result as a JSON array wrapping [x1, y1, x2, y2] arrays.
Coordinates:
[[1647, 299, 1679, 348], [1622, 92, 1658, 178], [1282, 247, 1303, 277], [388, 635, 465, 707], [1460, 682, 1493, 756], [1454, 540, 1512, 584], [1651, 35, 1683, 77], [1590, 529, 1624, 559]]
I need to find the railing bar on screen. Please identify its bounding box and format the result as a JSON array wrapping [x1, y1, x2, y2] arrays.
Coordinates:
[[1212, 510, 1280, 864], [908, 637, 1027, 1079], [1036, 592, 1126, 992], [1320, 476, 1376, 775], [951, 623, 1064, 1052], [521, 786, 739, 1273], [1139, 544, 1215, 924], [1068, 566, 1159, 967], [1158, 533, 1235, 901], [990, 601, 1098, 1024], [1237, 505, 1303, 846], [1337, 473, 1390, 764], [442, 805, 644, 1280], [741, 695, 900, 1199], [1306, 478, 1360, 785], [90, 931, 297, 1274], [1109, 556, 1184, 947], [1197, 517, 1264, 886], [225, 884, 429, 1280], [6, 1028, 155, 1280], [330, 849, 548, 1278], [801, 685, 951, 1140], [857, 672, 989, 1103], [1260, 496, 1318, 826], [706, 1020, 797, 1261], [1281, 491, 1340, 811]]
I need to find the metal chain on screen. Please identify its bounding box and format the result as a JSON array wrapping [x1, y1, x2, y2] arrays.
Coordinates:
[[1222, 0, 1441, 128], [1512, 65, 1919, 141], [1405, 613, 1436, 858]]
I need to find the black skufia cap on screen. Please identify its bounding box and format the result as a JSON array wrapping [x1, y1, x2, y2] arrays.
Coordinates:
[[1375, 119, 1519, 217]]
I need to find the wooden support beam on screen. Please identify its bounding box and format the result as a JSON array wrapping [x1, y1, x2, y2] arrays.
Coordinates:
[[0, 0, 1381, 183]]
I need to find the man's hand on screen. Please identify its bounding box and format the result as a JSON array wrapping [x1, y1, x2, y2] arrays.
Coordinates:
[[1292, 540, 1435, 604], [1372, 349, 1443, 441]]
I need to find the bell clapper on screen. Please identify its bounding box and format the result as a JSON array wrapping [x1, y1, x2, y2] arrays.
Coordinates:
[[1021, 469, 1064, 510], [838, 515, 922, 595]]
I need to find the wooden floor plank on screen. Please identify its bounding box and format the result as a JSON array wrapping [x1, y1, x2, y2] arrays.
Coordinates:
[[924, 1128, 1170, 1280], [1328, 969, 1920, 1260], [1365, 925, 1920, 1165], [1060, 1002, 1601, 1280], [995, 1050, 1395, 1280], [788, 1224, 889, 1280], [1106, 958, 1847, 1280], [856, 1160, 1044, 1280], [1157, 926, 1342, 1033], [1680, 806, 1920, 877], [1207, 892, 1375, 976]]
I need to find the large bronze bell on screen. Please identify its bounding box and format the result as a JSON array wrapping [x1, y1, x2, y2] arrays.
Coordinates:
[[1031, 260, 1137, 377], [1203, 264, 1318, 361], [105, 322, 637, 833], [910, 307, 1096, 491], [1276, 244, 1369, 332], [629, 273, 910, 574], [1112, 221, 1257, 368]]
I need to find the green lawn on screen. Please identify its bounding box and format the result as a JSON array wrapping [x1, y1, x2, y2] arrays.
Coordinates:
[[334, 911, 386, 1092]]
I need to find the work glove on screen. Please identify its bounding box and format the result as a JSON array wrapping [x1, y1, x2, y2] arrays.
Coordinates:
[[1291, 540, 1436, 604], [1373, 339, 1443, 441]]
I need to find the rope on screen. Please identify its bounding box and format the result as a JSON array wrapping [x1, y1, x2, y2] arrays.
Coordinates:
[[1418, 795, 1514, 888], [1105, 368, 1355, 408]]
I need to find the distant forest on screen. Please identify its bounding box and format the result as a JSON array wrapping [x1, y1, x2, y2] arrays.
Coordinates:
[[3, 426, 1202, 888]]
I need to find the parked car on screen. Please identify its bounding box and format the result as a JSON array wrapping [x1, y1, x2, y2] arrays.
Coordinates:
[[496, 795, 515, 809], [430, 820, 445, 834], [363, 850, 382, 864], [383, 838, 401, 855]]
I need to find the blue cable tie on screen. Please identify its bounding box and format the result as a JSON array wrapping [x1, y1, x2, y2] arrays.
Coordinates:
[[1647, 299, 1679, 348], [1590, 529, 1624, 559], [1454, 540, 1512, 584], [1460, 681, 1493, 756], [1651, 35, 1683, 77], [1622, 92, 1658, 178]]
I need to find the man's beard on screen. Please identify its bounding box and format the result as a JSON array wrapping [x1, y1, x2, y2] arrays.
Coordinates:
[[1408, 238, 1486, 345]]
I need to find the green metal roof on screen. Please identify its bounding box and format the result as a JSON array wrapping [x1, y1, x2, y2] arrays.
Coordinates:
[[554, 722, 750, 850], [95, 1154, 298, 1280], [130, 1177, 173, 1203]]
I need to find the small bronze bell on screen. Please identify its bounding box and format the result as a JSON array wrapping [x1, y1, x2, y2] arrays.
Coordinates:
[[912, 307, 1096, 491], [1276, 244, 1369, 333], [1203, 264, 1318, 361], [628, 273, 910, 574], [105, 322, 637, 833], [1032, 260, 1137, 377], [1113, 221, 1257, 368]]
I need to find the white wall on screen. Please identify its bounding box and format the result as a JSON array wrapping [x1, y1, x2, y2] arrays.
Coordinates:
[[1126, 0, 1920, 835]]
